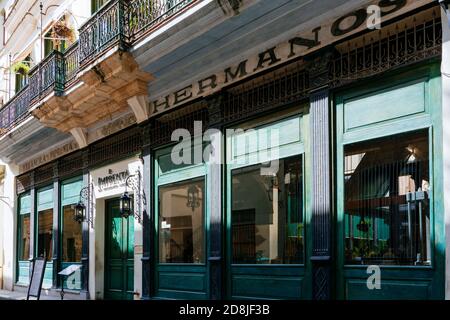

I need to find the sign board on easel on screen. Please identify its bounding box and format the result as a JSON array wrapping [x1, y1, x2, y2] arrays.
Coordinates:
[[27, 257, 47, 300], [58, 264, 82, 300]]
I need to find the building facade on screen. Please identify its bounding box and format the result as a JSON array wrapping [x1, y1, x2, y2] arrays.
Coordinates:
[[0, 0, 450, 300]]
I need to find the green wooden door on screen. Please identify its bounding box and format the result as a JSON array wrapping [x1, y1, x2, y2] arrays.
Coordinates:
[[335, 63, 445, 300], [105, 198, 134, 300], [225, 112, 312, 299]]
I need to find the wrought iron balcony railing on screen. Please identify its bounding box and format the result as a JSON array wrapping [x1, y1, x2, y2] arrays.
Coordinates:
[[0, 0, 198, 137]]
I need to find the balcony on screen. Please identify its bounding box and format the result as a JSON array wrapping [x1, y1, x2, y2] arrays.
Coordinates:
[[0, 0, 199, 137]]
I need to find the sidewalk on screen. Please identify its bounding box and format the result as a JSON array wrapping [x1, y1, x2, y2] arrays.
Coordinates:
[[0, 289, 27, 300], [0, 288, 83, 300]]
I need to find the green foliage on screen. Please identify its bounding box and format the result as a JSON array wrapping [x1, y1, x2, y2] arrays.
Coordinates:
[[11, 61, 30, 75]]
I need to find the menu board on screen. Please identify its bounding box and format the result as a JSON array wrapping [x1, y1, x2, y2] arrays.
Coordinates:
[[27, 257, 47, 300]]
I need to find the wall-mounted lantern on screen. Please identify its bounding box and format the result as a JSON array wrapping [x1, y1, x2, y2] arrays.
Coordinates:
[[119, 191, 132, 219], [73, 184, 93, 227], [120, 170, 143, 221]]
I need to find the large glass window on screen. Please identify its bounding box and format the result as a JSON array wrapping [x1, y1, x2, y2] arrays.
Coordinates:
[[18, 213, 31, 260], [231, 155, 304, 264], [37, 208, 53, 261], [62, 205, 82, 263], [159, 179, 205, 264], [344, 130, 431, 266]]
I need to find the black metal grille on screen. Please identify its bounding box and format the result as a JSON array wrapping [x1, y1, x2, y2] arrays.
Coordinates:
[[149, 103, 208, 148], [126, 0, 196, 42], [330, 13, 442, 87], [16, 173, 31, 194], [34, 163, 54, 187], [63, 41, 80, 89], [221, 14, 442, 124], [16, 126, 143, 191], [89, 126, 143, 168], [58, 151, 84, 179], [222, 63, 309, 124]]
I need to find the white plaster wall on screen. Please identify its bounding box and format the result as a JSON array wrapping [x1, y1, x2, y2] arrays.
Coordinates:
[[0, 161, 18, 291], [89, 158, 143, 300], [442, 9, 450, 300]]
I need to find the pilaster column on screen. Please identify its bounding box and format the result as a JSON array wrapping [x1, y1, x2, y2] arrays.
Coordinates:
[[80, 150, 90, 299], [308, 51, 333, 300], [28, 172, 36, 280], [206, 94, 224, 300], [141, 122, 153, 300], [440, 5, 450, 300], [51, 162, 60, 288]]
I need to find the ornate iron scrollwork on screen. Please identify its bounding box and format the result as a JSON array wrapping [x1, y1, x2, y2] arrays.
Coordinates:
[[77, 183, 94, 228], [124, 170, 146, 222]]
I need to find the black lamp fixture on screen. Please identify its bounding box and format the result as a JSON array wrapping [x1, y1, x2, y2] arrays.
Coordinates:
[[74, 201, 85, 224], [120, 191, 132, 219], [120, 170, 143, 221], [73, 184, 93, 227], [439, 0, 450, 27]]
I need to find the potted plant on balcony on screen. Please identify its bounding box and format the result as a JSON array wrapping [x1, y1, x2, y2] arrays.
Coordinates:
[[11, 61, 30, 76], [51, 20, 75, 46]]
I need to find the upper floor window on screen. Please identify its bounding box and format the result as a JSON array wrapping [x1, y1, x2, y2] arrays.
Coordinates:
[[12, 54, 32, 93]]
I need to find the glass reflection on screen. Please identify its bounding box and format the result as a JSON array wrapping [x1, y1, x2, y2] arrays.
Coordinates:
[[232, 156, 304, 264], [18, 213, 30, 261], [62, 205, 82, 262], [37, 208, 53, 261], [344, 130, 431, 265], [159, 179, 205, 264]]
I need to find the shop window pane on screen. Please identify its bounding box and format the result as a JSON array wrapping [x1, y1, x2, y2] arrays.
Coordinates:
[[344, 130, 431, 266], [159, 179, 205, 263], [18, 213, 30, 261], [232, 155, 304, 264], [37, 209, 53, 261], [62, 205, 82, 262]]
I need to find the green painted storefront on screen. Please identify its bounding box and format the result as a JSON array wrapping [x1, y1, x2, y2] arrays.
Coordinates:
[[13, 6, 445, 299], [16, 176, 84, 292], [335, 63, 445, 299], [144, 61, 444, 300]]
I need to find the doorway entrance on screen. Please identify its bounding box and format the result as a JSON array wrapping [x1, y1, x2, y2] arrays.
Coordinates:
[[104, 198, 134, 300]]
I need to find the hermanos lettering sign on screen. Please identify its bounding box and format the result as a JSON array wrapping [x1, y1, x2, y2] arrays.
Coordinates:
[[150, 0, 431, 116]]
